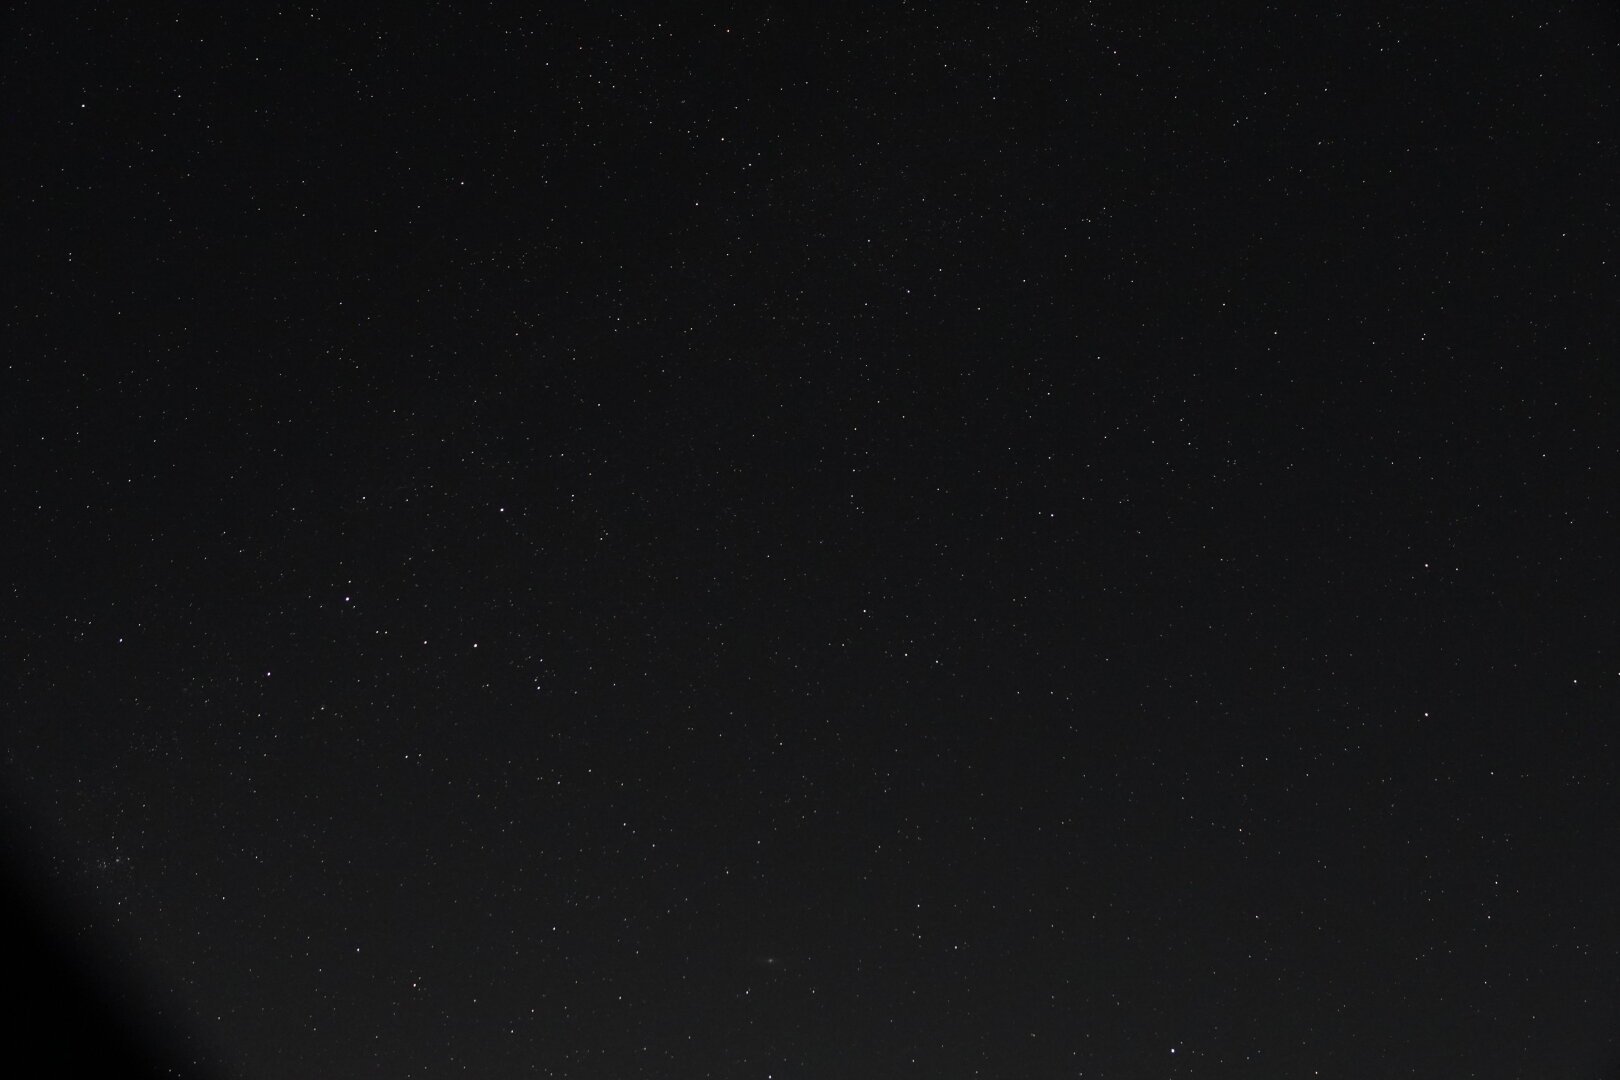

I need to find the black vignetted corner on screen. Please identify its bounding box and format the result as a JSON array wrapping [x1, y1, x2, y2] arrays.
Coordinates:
[[0, 803, 217, 1080]]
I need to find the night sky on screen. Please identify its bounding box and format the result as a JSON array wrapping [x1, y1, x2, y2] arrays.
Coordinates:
[[4, 4, 1619, 1078]]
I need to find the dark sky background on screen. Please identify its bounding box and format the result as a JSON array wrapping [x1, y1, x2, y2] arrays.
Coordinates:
[[3, 3, 1618, 1078]]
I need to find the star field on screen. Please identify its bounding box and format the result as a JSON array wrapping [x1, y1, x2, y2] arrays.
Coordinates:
[[3, 4, 1618, 1078]]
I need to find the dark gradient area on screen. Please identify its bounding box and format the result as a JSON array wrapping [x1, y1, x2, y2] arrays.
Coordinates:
[[0, 791, 217, 1079]]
